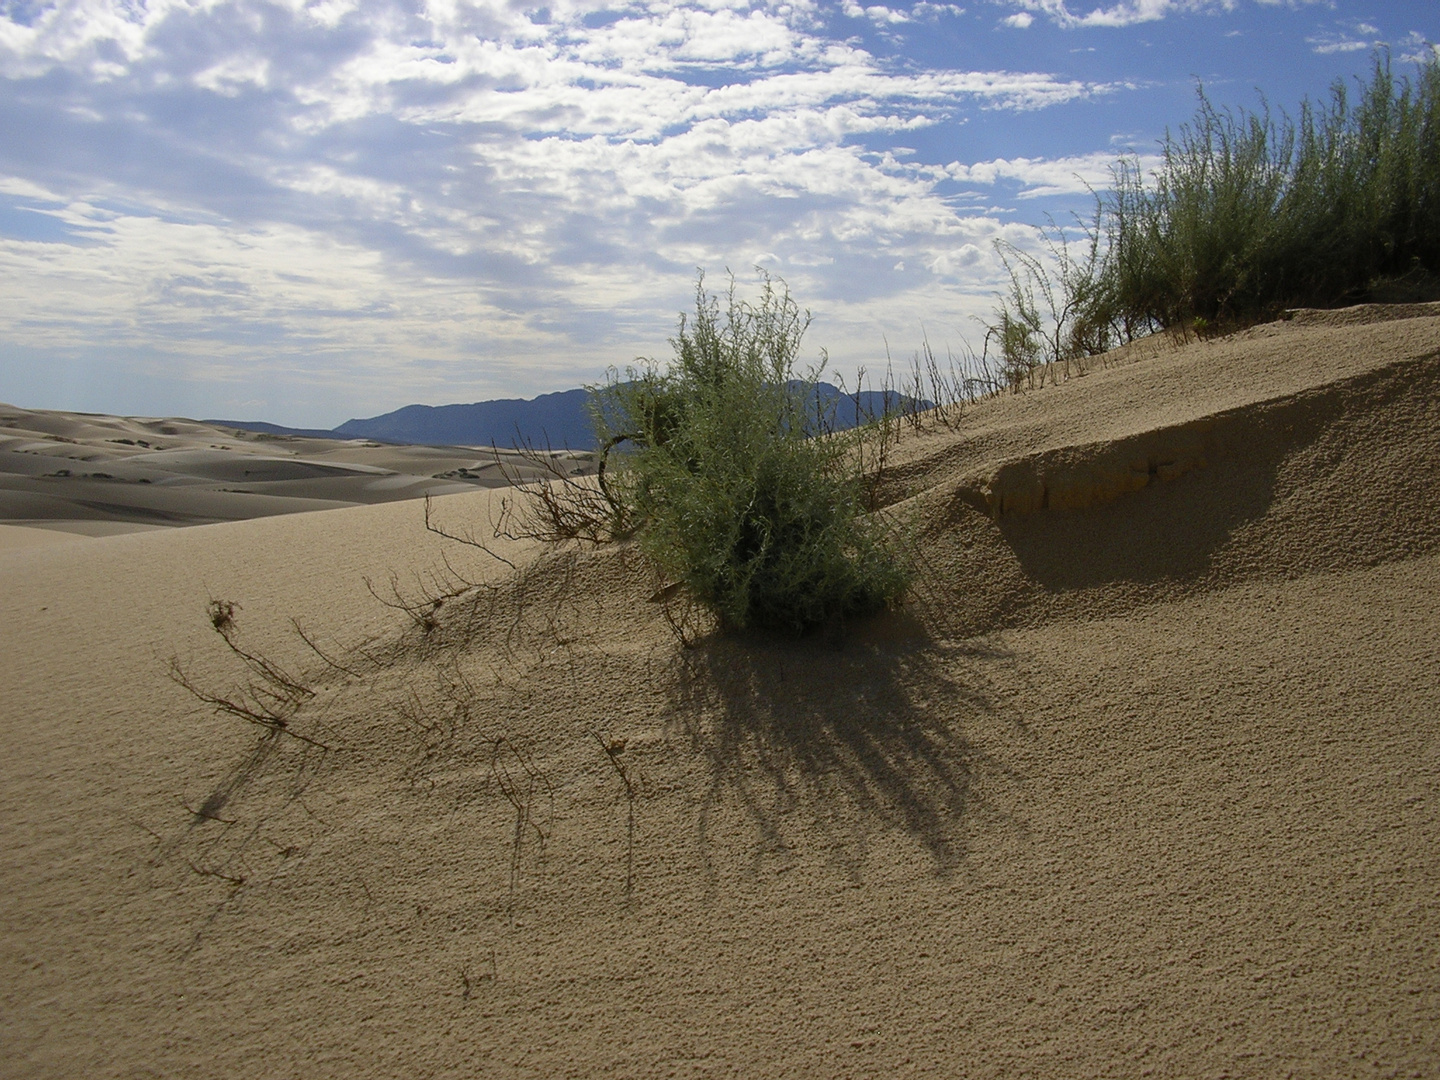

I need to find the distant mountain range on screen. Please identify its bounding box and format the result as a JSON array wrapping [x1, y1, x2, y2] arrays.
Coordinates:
[[211, 384, 927, 450]]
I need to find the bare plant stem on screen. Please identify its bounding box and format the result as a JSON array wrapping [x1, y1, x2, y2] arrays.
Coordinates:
[[589, 728, 636, 897]]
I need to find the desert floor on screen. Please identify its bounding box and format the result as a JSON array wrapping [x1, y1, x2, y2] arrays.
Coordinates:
[[2, 304, 1437, 1077]]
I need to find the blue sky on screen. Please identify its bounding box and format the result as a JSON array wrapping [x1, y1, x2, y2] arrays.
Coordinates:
[[1, 0, 1435, 427]]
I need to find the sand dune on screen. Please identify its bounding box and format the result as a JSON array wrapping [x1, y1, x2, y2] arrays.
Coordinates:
[[0, 404, 595, 543], [1, 304, 1437, 1077]]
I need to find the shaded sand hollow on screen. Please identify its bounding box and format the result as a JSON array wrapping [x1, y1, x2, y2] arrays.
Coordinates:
[[2, 304, 1438, 1077]]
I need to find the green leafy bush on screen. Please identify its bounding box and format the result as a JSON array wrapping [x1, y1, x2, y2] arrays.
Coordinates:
[[592, 272, 910, 635], [991, 51, 1440, 367], [1112, 53, 1439, 329]]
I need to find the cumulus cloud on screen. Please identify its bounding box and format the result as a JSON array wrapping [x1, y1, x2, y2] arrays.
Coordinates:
[[843, 2, 908, 25], [0, 0, 1120, 422]]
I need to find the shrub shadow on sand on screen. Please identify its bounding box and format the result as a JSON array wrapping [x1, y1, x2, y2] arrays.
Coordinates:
[[666, 614, 1012, 877]]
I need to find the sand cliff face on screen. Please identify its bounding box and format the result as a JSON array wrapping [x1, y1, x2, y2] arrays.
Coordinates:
[[964, 346, 1434, 526], [1, 305, 1438, 1079], [969, 338, 1436, 520]]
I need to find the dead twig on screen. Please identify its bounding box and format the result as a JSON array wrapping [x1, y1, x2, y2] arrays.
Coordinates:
[[490, 736, 554, 918], [206, 600, 313, 702], [169, 601, 330, 750], [168, 659, 331, 749], [363, 571, 465, 634], [424, 493, 517, 570], [186, 859, 245, 887], [490, 435, 617, 545], [589, 728, 636, 897], [290, 618, 365, 678]]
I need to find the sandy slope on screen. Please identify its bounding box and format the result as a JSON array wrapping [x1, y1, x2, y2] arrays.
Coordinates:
[[1, 306, 1438, 1078], [0, 405, 593, 543]]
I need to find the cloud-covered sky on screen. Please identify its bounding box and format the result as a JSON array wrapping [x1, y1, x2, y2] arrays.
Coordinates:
[[1, 0, 1434, 426]]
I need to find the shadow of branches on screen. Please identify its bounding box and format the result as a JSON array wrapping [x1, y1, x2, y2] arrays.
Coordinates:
[[668, 617, 1007, 875]]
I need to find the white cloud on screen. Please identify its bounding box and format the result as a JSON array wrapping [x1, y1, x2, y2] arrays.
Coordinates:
[[945, 151, 1161, 197], [1003, 12, 1034, 28], [0, 181, 652, 411], [1398, 31, 1439, 65], [840, 1, 966, 29], [913, 4, 966, 17], [843, 2, 908, 26], [194, 53, 271, 95], [1310, 40, 1369, 55], [0, 0, 1124, 423], [1000, 0, 1316, 30], [1306, 22, 1382, 56]]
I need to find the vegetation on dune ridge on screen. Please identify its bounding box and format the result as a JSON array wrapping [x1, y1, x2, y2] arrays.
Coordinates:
[[587, 272, 913, 636], [484, 55, 1440, 631], [991, 51, 1440, 384]]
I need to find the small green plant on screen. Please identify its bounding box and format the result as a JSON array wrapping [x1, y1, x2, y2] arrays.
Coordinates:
[[592, 271, 911, 635]]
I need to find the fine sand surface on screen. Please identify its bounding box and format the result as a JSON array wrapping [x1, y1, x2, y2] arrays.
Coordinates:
[[0, 405, 593, 543], [2, 304, 1438, 1077]]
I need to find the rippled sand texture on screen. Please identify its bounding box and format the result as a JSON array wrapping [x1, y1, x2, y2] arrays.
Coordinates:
[[2, 304, 1437, 1078]]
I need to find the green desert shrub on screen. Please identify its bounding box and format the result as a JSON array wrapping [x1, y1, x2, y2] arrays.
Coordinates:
[[592, 272, 911, 635], [992, 51, 1440, 363], [1113, 53, 1439, 329]]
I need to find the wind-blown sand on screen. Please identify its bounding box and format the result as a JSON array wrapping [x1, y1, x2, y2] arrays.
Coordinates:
[[2, 305, 1438, 1077]]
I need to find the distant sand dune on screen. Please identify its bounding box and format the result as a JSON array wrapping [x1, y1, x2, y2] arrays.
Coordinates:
[[0, 404, 596, 545], [1, 303, 1437, 1078]]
